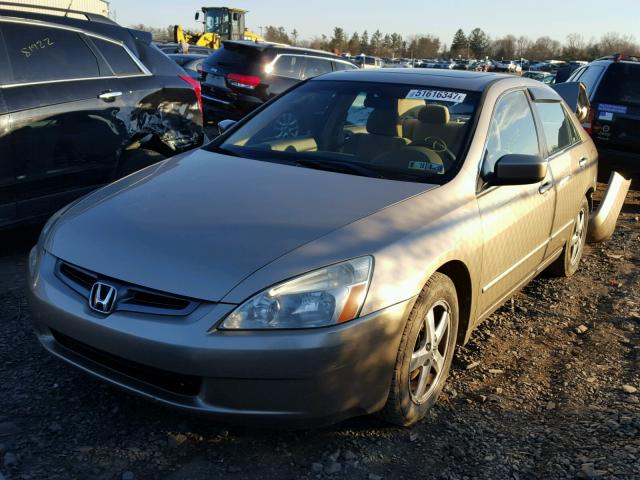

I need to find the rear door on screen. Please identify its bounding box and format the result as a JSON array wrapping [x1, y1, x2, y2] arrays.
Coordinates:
[[1, 20, 125, 221], [590, 62, 640, 154], [532, 100, 588, 255]]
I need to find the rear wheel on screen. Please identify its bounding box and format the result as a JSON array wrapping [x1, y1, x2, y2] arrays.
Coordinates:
[[380, 272, 458, 426], [548, 197, 589, 277]]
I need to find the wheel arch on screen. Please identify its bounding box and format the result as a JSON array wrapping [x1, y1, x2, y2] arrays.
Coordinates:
[[436, 260, 473, 345]]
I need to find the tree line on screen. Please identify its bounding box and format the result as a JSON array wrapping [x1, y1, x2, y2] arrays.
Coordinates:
[[129, 23, 639, 62], [265, 26, 638, 61]]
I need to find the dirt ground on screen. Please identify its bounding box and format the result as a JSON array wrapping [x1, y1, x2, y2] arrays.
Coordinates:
[[0, 165, 638, 480]]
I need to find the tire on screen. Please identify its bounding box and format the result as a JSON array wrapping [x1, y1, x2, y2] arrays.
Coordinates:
[[548, 197, 589, 277], [117, 149, 166, 177], [380, 272, 459, 426]]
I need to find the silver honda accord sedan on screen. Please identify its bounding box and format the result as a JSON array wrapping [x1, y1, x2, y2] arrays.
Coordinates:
[[28, 68, 612, 426]]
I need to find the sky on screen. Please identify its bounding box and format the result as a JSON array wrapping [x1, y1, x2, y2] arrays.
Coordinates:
[[110, 0, 639, 44]]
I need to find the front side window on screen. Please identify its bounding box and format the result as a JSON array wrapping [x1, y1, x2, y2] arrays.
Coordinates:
[[535, 102, 580, 156], [482, 90, 539, 179], [213, 80, 480, 184], [2, 23, 99, 84]]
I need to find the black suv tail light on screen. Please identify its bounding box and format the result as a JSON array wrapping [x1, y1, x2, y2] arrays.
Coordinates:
[[227, 73, 261, 90]]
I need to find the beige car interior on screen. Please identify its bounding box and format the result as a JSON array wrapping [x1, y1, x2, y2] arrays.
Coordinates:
[[342, 97, 467, 173]]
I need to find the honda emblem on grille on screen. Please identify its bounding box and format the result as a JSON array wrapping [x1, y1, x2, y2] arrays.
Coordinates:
[[89, 282, 117, 314]]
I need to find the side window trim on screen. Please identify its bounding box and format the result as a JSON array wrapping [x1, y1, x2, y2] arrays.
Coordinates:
[[0, 18, 150, 88], [0, 25, 13, 86]]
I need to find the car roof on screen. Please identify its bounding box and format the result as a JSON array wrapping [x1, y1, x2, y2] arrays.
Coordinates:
[[223, 40, 343, 58], [0, 8, 151, 47], [313, 68, 517, 92]]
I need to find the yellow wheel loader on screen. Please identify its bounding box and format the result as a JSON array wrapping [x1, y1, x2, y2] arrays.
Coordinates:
[[174, 6, 262, 51]]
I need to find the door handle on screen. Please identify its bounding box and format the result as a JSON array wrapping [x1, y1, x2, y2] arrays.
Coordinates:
[[98, 91, 123, 102], [578, 157, 588, 168], [538, 181, 553, 194]]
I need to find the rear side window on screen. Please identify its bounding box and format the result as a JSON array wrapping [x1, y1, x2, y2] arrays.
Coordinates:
[[302, 57, 332, 79], [333, 61, 356, 71], [92, 38, 143, 75], [597, 63, 640, 106], [535, 102, 580, 155], [2, 23, 99, 84], [272, 55, 305, 79], [482, 90, 539, 178]]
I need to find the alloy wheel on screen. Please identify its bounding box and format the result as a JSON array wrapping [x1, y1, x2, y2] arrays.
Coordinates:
[[570, 208, 586, 265], [409, 300, 451, 404]]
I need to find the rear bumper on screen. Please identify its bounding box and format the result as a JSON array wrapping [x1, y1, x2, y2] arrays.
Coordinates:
[[596, 145, 640, 164], [28, 251, 413, 425]]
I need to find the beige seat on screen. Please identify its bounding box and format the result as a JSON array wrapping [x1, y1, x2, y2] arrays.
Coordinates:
[[397, 99, 424, 138], [342, 108, 409, 161], [405, 105, 464, 148]]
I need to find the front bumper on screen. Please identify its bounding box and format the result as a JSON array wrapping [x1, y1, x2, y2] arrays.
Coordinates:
[[28, 251, 414, 425]]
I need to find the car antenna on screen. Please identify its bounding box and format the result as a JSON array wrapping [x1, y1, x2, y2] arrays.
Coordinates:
[[64, 0, 74, 17]]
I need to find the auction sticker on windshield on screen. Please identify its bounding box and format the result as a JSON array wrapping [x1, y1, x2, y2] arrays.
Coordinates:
[[406, 89, 467, 103]]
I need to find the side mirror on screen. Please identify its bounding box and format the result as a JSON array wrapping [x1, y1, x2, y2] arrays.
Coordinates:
[[194, 12, 200, 21], [217, 119, 237, 135], [493, 154, 547, 185]]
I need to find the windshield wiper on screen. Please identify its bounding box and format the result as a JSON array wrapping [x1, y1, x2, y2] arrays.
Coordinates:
[[294, 158, 384, 179], [208, 145, 242, 157]]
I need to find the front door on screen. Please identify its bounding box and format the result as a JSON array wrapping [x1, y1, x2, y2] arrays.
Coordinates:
[[477, 90, 556, 316]]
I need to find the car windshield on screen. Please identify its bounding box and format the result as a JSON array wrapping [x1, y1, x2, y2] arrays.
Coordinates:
[[213, 80, 480, 184]]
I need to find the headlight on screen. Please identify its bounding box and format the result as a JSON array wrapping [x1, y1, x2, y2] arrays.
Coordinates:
[[219, 256, 373, 330]]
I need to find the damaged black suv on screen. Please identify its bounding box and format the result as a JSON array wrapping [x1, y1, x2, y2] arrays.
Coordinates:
[[0, 5, 205, 227]]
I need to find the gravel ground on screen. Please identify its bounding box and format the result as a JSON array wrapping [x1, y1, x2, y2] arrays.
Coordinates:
[[0, 168, 638, 480]]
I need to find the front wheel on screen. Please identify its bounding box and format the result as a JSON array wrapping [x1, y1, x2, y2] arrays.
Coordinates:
[[380, 272, 459, 426], [548, 197, 589, 277]]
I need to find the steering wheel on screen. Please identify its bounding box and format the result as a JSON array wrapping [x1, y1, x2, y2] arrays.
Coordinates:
[[410, 136, 456, 165], [273, 112, 300, 139]]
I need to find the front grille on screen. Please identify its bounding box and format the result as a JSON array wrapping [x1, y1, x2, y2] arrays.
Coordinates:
[[59, 262, 96, 290], [127, 290, 191, 311], [56, 261, 199, 316], [51, 329, 202, 397]]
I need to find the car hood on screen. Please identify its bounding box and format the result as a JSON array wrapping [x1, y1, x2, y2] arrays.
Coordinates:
[[47, 150, 433, 302]]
